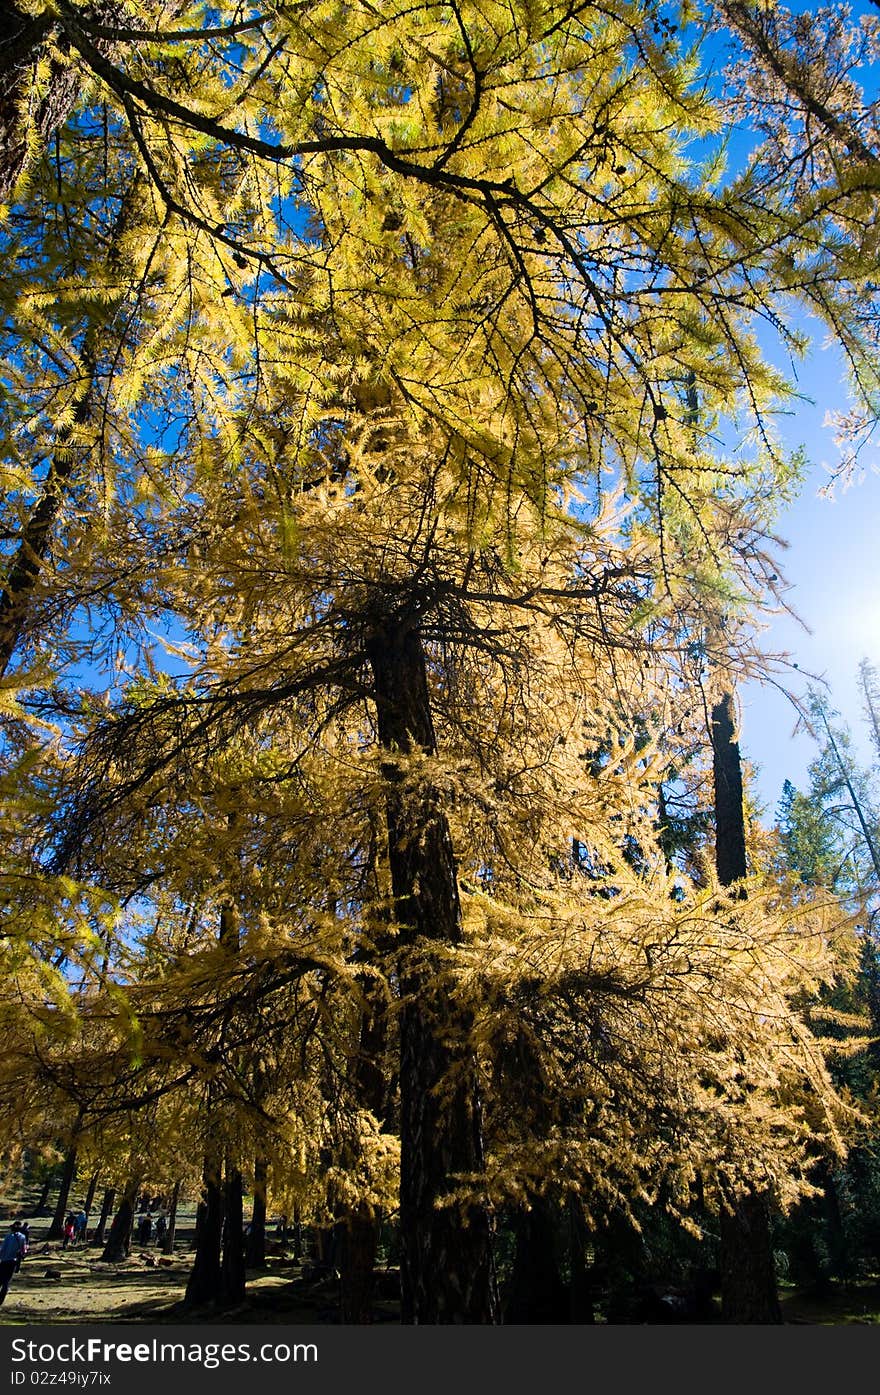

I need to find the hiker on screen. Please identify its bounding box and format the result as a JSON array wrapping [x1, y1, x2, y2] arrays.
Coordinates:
[[74, 1209, 88, 1244], [137, 1211, 152, 1246], [62, 1214, 76, 1249], [155, 1214, 168, 1248], [0, 1221, 28, 1305]]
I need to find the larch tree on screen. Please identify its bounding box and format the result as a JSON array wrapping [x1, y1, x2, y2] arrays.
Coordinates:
[[1, 0, 880, 1323]]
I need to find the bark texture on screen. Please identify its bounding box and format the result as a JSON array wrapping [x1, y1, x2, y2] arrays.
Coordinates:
[[504, 1199, 569, 1323], [100, 1176, 138, 1263], [0, 3, 79, 202], [712, 689, 782, 1325], [184, 1156, 224, 1307], [719, 1190, 782, 1324], [711, 691, 747, 886], [246, 1158, 267, 1269], [368, 617, 496, 1324], [221, 1164, 246, 1304]]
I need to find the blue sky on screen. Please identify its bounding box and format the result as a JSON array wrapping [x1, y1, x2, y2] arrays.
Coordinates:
[[741, 333, 880, 817], [708, 0, 880, 819]]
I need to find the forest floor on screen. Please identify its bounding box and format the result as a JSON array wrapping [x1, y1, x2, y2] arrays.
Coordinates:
[[0, 1245, 358, 1326], [1, 1190, 878, 1324], [0, 1190, 398, 1326], [779, 1282, 880, 1325]]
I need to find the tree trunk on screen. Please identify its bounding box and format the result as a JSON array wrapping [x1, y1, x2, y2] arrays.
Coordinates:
[[711, 692, 748, 887], [0, 422, 86, 675], [186, 897, 239, 1307], [101, 1177, 139, 1263], [184, 1154, 224, 1307], [82, 1170, 100, 1240], [368, 618, 497, 1324], [504, 1199, 568, 1323], [712, 689, 782, 1324], [334, 1204, 380, 1324], [568, 1196, 595, 1323], [221, 1163, 246, 1305], [334, 974, 389, 1322], [821, 1163, 849, 1282], [0, 4, 79, 203], [246, 1158, 267, 1269], [719, 1190, 782, 1324], [36, 1176, 52, 1213], [47, 1144, 77, 1241], [92, 1188, 115, 1248], [163, 1179, 180, 1255]]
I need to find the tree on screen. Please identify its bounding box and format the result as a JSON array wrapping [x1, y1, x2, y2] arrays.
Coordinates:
[[776, 778, 849, 893], [803, 691, 880, 898], [711, 689, 782, 1324], [2, 0, 880, 1323]]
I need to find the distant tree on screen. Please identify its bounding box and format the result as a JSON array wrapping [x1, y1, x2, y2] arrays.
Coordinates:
[[803, 691, 880, 897], [776, 778, 852, 894]]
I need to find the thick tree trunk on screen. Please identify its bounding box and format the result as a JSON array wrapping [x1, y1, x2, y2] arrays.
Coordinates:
[[47, 1145, 77, 1241], [92, 1188, 115, 1248], [504, 1199, 568, 1323], [334, 1204, 379, 1324], [246, 1158, 267, 1269], [36, 1176, 52, 1213], [221, 1164, 246, 1305], [334, 975, 389, 1322], [368, 618, 497, 1324], [0, 4, 79, 203], [711, 692, 748, 887], [163, 1179, 180, 1255], [719, 1190, 782, 1324], [184, 1155, 224, 1307], [101, 1177, 138, 1263], [712, 689, 782, 1324], [187, 899, 240, 1307]]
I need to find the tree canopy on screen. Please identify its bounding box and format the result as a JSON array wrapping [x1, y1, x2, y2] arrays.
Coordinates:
[[1, 0, 879, 1323]]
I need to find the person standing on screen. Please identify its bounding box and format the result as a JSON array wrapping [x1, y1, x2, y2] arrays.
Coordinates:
[[0, 1221, 28, 1304]]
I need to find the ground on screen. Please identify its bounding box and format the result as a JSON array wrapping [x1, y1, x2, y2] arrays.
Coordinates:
[[0, 1190, 398, 1326], [1, 1190, 878, 1324]]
